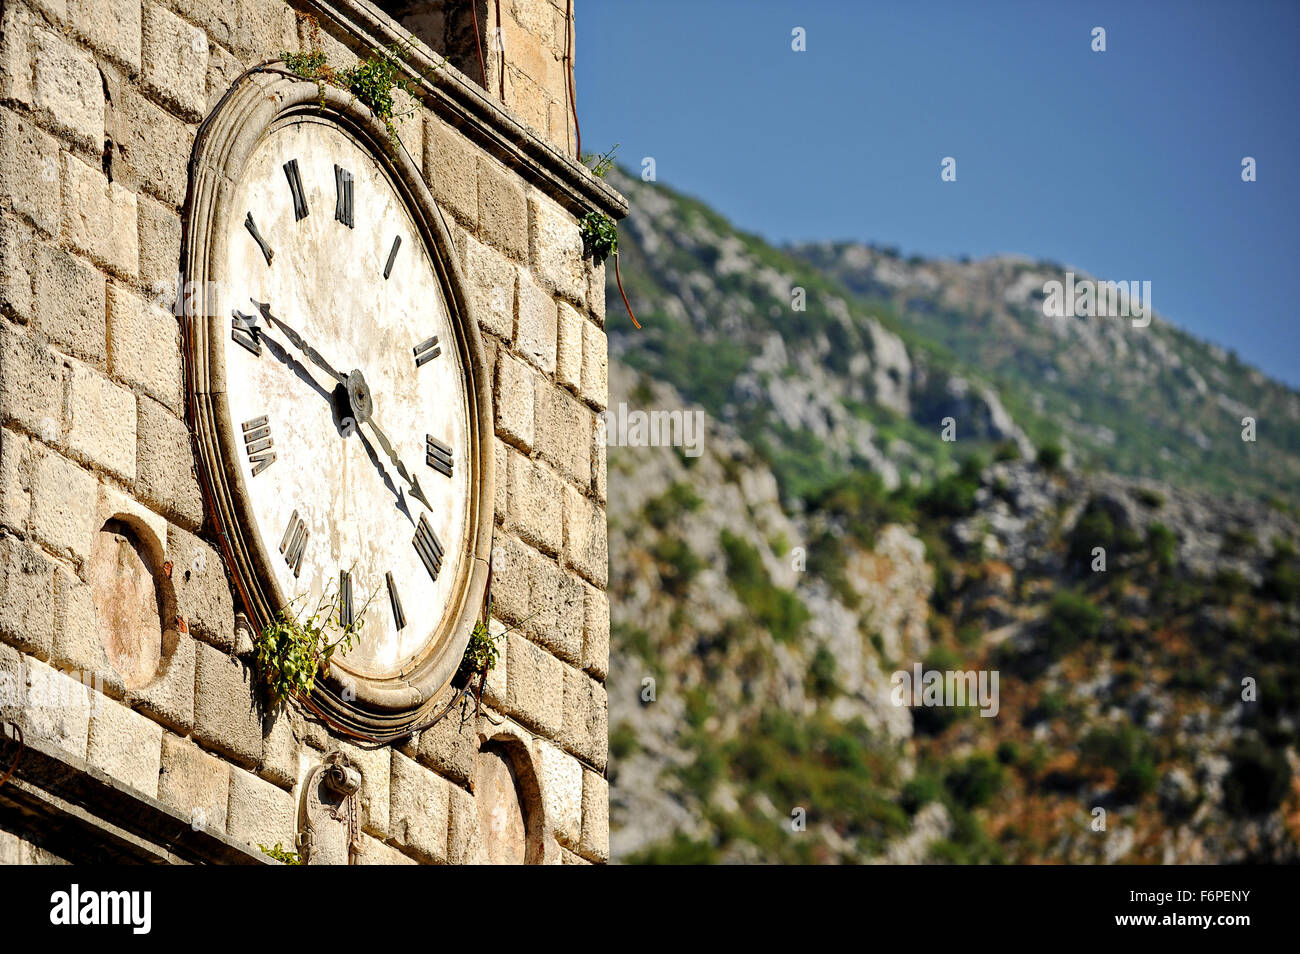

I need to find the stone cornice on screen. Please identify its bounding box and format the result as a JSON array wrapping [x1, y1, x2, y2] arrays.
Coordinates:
[[305, 0, 629, 221]]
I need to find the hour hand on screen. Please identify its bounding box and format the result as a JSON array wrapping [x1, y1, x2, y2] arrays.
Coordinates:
[[251, 300, 344, 385], [362, 413, 431, 511]]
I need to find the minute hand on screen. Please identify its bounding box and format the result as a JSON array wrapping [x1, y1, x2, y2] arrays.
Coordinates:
[[362, 413, 431, 512], [252, 300, 344, 384]]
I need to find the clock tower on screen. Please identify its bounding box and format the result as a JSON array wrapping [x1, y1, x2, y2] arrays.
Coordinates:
[[0, 0, 619, 865]]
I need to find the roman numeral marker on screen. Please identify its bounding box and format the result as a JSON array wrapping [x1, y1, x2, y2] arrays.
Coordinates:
[[241, 415, 276, 476], [339, 570, 354, 629], [245, 212, 274, 265], [283, 158, 309, 221], [231, 310, 261, 356], [413, 335, 441, 367], [279, 509, 308, 578], [383, 235, 401, 279], [334, 164, 354, 228], [425, 434, 453, 478], [413, 513, 443, 581], [386, 571, 406, 630]]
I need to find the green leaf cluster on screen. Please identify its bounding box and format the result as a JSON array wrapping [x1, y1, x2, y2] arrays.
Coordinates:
[[580, 211, 618, 266]]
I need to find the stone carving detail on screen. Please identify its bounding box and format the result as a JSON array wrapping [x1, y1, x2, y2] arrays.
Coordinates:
[[297, 751, 362, 865]]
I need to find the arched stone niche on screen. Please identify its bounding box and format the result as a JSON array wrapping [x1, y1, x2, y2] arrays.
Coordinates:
[[473, 731, 549, 865], [87, 516, 177, 690]]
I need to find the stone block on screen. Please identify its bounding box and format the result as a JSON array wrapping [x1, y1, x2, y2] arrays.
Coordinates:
[[524, 559, 583, 664], [108, 286, 183, 413], [494, 352, 535, 450], [338, 739, 391, 838], [21, 658, 93, 757], [137, 193, 182, 300], [515, 269, 556, 374], [135, 395, 203, 528], [52, 568, 126, 698], [504, 629, 563, 736], [107, 82, 196, 208], [580, 769, 609, 862], [30, 447, 96, 564], [62, 153, 138, 280], [158, 732, 230, 832], [535, 384, 591, 488], [356, 835, 417, 865], [506, 451, 562, 555], [481, 617, 507, 709], [424, 118, 477, 227], [33, 29, 104, 150], [66, 358, 136, 481], [446, 783, 477, 865], [536, 737, 581, 847], [527, 192, 585, 305], [580, 319, 608, 411], [127, 628, 195, 733], [0, 534, 56, 657], [561, 664, 607, 770], [86, 695, 163, 796], [193, 641, 262, 767], [587, 261, 606, 327], [563, 484, 607, 588], [493, 437, 508, 526], [68, 0, 141, 73], [458, 232, 514, 341], [389, 751, 450, 863], [416, 692, 477, 787], [477, 157, 528, 262], [32, 243, 107, 365], [259, 705, 309, 790], [0, 323, 62, 442], [0, 108, 61, 236], [582, 582, 608, 681], [0, 217, 36, 323], [592, 424, 606, 504], [167, 524, 235, 651], [227, 764, 295, 848], [556, 299, 581, 392], [0, 427, 32, 533], [142, 2, 209, 121]]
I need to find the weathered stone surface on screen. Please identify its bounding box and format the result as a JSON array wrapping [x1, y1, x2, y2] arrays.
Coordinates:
[[504, 630, 563, 736], [51, 565, 127, 700], [127, 629, 195, 733], [356, 834, 417, 865], [338, 739, 391, 838], [592, 423, 606, 504], [108, 83, 196, 209], [515, 270, 557, 374], [556, 300, 582, 392], [582, 582, 609, 680], [86, 695, 163, 796], [424, 118, 478, 227], [525, 559, 583, 664], [563, 484, 608, 588], [481, 617, 507, 709], [227, 764, 295, 849], [108, 286, 183, 413], [493, 437, 508, 526], [416, 692, 477, 787], [506, 451, 562, 555], [66, 358, 136, 480], [0, 534, 56, 657], [62, 153, 138, 280], [536, 737, 581, 847], [142, 2, 209, 121], [446, 783, 478, 864], [528, 192, 585, 304], [0, 325, 62, 441], [158, 732, 230, 832], [259, 706, 308, 790], [494, 352, 535, 450], [33, 29, 104, 150], [580, 769, 609, 862], [32, 243, 106, 365], [193, 641, 262, 767], [0, 218, 35, 323], [458, 232, 514, 341], [390, 751, 450, 863], [20, 659, 93, 757], [0, 108, 60, 236], [580, 319, 608, 411], [84, 518, 163, 690], [167, 525, 235, 651], [534, 384, 591, 488], [561, 664, 607, 770], [30, 447, 96, 564], [586, 261, 606, 327], [477, 157, 528, 261], [137, 194, 181, 301], [135, 395, 203, 528], [68, 0, 141, 72], [0, 427, 31, 533]]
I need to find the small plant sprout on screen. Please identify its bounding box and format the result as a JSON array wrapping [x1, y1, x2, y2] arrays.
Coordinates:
[[582, 143, 619, 178]]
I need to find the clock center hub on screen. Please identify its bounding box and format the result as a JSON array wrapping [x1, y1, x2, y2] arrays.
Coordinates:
[[344, 369, 374, 423]]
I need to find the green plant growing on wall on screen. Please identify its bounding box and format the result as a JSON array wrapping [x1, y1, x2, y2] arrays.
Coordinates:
[[254, 577, 374, 705], [581, 143, 619, 178], [581, 210, 640, 329], [258, 842, 302, 865]]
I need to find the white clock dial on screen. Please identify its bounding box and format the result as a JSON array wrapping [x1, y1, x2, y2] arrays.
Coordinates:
[[221, 118, 471, 681]]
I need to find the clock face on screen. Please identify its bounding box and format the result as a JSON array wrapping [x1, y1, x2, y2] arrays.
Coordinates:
[[219, 117, 472, 682]]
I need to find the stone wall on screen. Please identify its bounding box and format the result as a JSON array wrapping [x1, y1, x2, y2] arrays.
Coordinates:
[[0, 0, 615, 864]]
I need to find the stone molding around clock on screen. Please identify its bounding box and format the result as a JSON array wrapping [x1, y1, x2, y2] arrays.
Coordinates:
[[183, 68, 495, 733]]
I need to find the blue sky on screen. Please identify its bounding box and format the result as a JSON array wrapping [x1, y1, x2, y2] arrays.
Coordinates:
[[575, 0, 1300, 387]]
